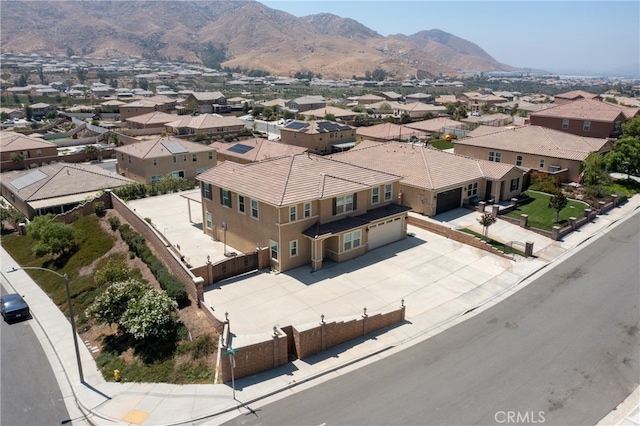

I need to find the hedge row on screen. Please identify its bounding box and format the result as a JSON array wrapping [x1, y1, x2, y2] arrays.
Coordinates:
[[118, 224, 189, 307]]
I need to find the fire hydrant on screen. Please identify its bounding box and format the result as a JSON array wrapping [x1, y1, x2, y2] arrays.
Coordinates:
[[114, 369, 121, 382]]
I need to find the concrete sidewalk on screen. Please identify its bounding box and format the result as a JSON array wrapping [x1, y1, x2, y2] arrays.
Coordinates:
[[1, 195, 638, 426]]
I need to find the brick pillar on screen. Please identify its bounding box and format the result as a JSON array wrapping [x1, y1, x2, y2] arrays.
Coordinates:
[[569, 217, 577, 231], [519, 214, 528, 228], [552, 225, 561, 241], [272, 327, 280, 368], [525, 241, 534, 258], [491, 204, 499, 218], [194, 276, 204, 307], [320, 315, 326, 351], [477, 201, 486, 213], [612, 194, 619, 207], [510, 198, 518, 207], [400, 299, 406, 321], [584, 208, 593, 221], [598, 201, 605, 213]]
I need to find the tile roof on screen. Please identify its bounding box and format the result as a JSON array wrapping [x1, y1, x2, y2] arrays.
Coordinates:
[[197, 153, 401, 206], [165, 114, 244, 129], [331, 140, 517, 190], [125, 111, 177, 125], [355, 122, 429, 140], [301, 105, 364, 119], [4, 162, 133, 201], [404, 117, 462, 132], [531, 98, 638, 121], [189, 91, 225, 101], [281, 120, 354, 134], [554, 90, 601, 101], [0, 131, 57, 151], [114, 136, 214, 159], [210, 138, 307, 162], [454, 125, 611, 161]]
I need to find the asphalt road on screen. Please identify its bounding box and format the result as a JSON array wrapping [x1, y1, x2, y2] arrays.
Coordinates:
[[222, 212, 639, 426], [1, 283, 72, 426]]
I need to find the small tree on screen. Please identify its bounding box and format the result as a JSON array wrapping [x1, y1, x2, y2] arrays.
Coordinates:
[[581, 152, 610, 186], [477, 213, 497, 241], [605, 137, 640, 179], [32, 220, 78, 257], [120, 289, 178, 340], [548, 191, 568, 223], [86, 279, 148, 328]]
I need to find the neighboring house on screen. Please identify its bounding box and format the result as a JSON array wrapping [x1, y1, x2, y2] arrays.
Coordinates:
[[196, 153, 410, 272], [184, 92, 230, 114], [493, 100, 555, 116], [529, 98, 638, 139], [405, 93, 434, 104], [331, 141, 524, 216], [299, 105, 365, 122], [389, 101, 447, 118], [30, 102, 57, 119], [404, 117, 464, 136], [458, 92, 508, 113], [355, 122, 429, 142], [280, 120, 356, 154], [0, 108, 25, 120], [210, 138, 307, 164], [357, 94, 385, 105], [285, 96, 326, 114], [114, 136, 217, 183], [125, 111, 177, 130], [377, 91, 404, 102], [452, 125, 614, 182], [1, 162, 134, 218], [119, 96, 177, 120], [552, 90, 601, 106], [0, 131, 58, 162], [255, 98, 287, 115], [164, 114, 245, 136]]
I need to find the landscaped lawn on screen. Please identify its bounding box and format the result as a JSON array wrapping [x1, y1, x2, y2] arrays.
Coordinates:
[[429, 139, 454, 150], [505, 190, 589, 231]]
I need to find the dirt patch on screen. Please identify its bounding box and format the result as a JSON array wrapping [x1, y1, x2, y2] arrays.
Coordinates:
[[79, 211, 219, 373]]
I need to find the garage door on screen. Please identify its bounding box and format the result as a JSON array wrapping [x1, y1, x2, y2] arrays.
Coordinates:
[[436, 187, 463, 215], [368, 217, 403, 250]]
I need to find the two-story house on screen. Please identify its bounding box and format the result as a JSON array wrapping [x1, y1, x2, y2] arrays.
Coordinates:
[[529, 98, 638, 139], [285, 96, 326, 114], [114, 136, 217, 183], [30, 102, 57, 120], [280, 120, 357, 154], [452, 125, 613, 183], [1, 131, 58, 165], [184, 92, 230, 114], [552, 90, 601, 106], [119, 96, 177, 120], [196, 153, 410, 272]]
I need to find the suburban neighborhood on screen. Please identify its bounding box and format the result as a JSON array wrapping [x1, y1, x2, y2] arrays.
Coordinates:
[[1, 2, 639, 425]]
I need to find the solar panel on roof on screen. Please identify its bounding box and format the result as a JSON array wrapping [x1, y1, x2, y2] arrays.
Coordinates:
[[161, 141, 188, 154], [227, 143, 255, 154], [10, 170, 48, 190], [286, 122, 309, 130]]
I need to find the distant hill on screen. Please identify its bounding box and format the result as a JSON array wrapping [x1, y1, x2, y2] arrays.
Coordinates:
[[0, 0, 520, 79]]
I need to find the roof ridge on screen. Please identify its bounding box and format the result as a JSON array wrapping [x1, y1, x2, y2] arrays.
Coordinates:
[[278, 154, 297, 205], [23, 165, 60, 200]]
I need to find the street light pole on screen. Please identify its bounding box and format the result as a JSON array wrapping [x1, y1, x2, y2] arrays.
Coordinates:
[[7, 266, 84, 383]]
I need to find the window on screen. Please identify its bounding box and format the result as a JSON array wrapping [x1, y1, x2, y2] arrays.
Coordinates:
[[384, 184, 392, 201], [173, 155, 178, 163], [208, 151, 214, 160], [489, 151, 501, 162], [488, 151, 495, 162], [196, 167, 210, 175], [371, 187, 380, 204], [220, 188, 231, 208], [539, 158, 545, 168], [304, 202, 311, 218], [562, 119, 569, 130], [516, 155, 523, 166], [583, 120, 590, 132], [343, 230, 362, 251], [290, 240, 298, 257], [192, 153, 197, 162], [238, 195, 245, 213], [121, 153, 124, 160], [467, 182, 478, 197], [183, 155, 188, 162], [128, 155, 131, 163], [153, 159, 157, 166], [251, 199, 259, 218], [270, 240, 278, 260], [290, 206, 297, 221], [151, 175, 162, 183], [510, 177, 520, 191], [172, 170, 185, 178], [36, 149, 42, 157], [205, 212, 212, 229], [203, 183, 212, 200], [334, 194, 355, 215]]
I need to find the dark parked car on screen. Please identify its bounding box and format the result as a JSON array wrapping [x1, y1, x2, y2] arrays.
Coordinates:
[[1, 293, 30, 322]]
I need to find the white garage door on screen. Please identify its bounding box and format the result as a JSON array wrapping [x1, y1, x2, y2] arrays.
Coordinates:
[[368, 217, 403, 250]]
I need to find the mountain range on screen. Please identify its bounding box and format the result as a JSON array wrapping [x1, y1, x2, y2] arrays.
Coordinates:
[[0, 0, 521, 79]]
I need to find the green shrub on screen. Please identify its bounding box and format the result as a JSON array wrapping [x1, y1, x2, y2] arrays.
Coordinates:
[[108, 216, 120, 231], [94, 201, 106, 217], [94, 258, 133, 287]]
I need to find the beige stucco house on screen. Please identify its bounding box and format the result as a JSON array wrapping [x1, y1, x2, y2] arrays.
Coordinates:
[[332, 141, 524, 216], [114, 136, 217, 183], [280, 120, 356, 154], [453, 125, 613, 183], [196, 153, 410, 272]]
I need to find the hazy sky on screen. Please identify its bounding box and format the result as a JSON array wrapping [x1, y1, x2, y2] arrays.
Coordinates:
[[260, 1, 640, 76]]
